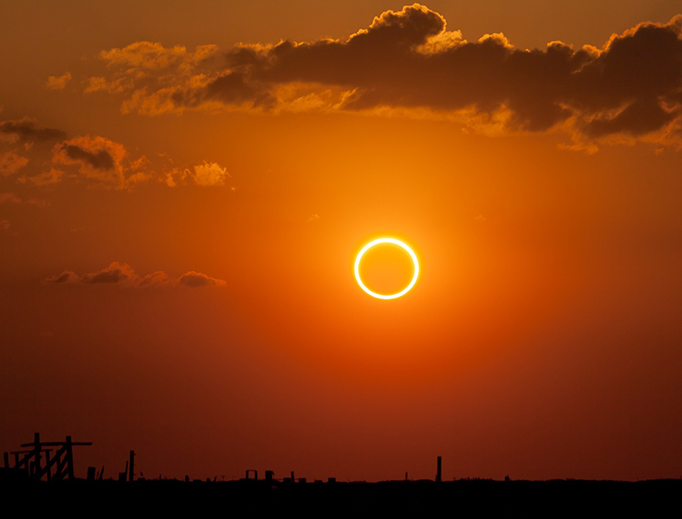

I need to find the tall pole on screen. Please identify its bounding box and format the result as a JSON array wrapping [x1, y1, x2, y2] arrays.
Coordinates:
[[65, 436, 74, 480], [45, 451, 52, 482], [436, 456, 442, 483], [33, 432, 41, 479], [128, 450, 135, 482]]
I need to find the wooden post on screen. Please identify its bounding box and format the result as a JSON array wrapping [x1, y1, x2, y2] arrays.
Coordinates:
[[3, 452, 9, 468], [65, 436, 75, 480], [128, 450, 135, 482], [32, 432, 41, 479], [45, 450, 52, 482], [55, 445, 66, 480], [436, 456, 442, 483]]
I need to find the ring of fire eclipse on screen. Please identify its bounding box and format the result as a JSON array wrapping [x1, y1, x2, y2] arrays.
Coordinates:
[[354, 238, 420, 300]]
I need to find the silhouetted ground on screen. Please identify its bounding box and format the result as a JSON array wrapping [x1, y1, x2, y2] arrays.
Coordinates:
[[1, 473, 680, 517]]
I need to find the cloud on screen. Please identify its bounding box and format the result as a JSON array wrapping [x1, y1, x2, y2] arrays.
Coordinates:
[[177, 271, 227, 288], [88, 5, 682, 148], [100, 41, 188, 71], [138, 270, 171, 288], [22, 168, 64, 186], [82, 262, 138, 285], [188, 161, 230, 186], [45, 72, 72, 90], [44, 270, 80, 284], [85, 41, 221, 115], [0, 192, 21, 204], [162, 161, 233, 188], [0, 117, 221, 190], [0, 118, 66, 143], [0, 123, 152, 189], [0, 151, 28, 176], [0, 191, 48, 206], [84, 76, 133, 94], [60, 140, 116, 169], [0, 219, 10, 231], [232, 6, 682, 143], [45, 262, 226, 288], [0, 117, 219, 190], [52, 135, 127, 186], [85, 40, 268, 115], [163, 171, 176, 187]]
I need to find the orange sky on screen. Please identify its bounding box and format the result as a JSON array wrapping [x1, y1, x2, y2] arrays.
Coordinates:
[[2, 1, 682, 482]]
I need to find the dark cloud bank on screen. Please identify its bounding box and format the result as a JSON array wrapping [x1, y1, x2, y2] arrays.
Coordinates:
[[60, 143, 115, 171], [102, 4, 682, 147], [0, 119, 66, 142]]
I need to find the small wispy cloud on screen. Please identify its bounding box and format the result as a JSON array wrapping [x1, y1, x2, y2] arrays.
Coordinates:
[[0, 151, 28, 176], [0, 192, 48, 206], [45, 72, 72, 90]]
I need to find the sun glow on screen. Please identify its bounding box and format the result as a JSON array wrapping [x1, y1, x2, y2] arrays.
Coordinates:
[[354, 237, 420, 300]]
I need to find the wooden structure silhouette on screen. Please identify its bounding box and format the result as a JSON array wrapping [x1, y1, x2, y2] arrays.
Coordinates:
[[4, 433, 92, 481]]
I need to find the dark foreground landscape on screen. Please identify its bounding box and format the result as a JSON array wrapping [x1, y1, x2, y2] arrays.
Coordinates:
[[2, 475, 680, 516]]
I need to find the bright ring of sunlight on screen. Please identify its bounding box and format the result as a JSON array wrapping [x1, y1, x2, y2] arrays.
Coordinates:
[[354, 238, 420, 300]]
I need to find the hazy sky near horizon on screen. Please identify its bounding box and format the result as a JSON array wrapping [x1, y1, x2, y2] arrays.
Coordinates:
[[2, 1, 682, 481]]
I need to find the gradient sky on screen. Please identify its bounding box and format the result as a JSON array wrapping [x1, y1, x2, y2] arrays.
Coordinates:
[[2, 1, 682, 482]]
